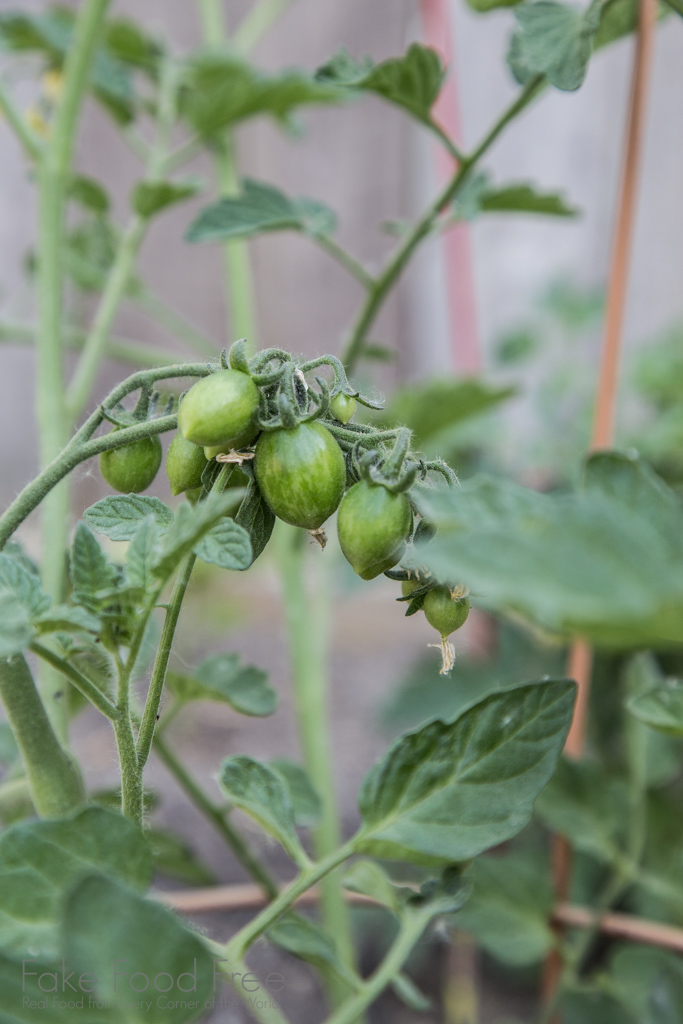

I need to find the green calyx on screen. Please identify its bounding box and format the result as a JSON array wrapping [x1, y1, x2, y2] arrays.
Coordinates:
[[166, 432, 208, 496], [337, 479, 413, 580], [178, 368, 260, 449]]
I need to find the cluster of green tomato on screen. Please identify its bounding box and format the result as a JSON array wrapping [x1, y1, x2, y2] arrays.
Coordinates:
[[98, 356, 470, 658]]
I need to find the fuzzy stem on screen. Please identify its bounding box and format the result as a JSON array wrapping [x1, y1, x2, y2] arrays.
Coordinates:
[[30, 640, 119, 721], [0, 654, 84, 817]]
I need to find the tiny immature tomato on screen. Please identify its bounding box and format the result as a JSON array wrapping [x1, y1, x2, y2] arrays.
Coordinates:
[[178, 369, 260, 449], [423, 586, 470, 638], [166, 432, 207, 496], [99, 434, 162, 494], [254, 421, 346, 531], [337, 480, 412, 580], [330, 393, 357, 425], [401, 578, 421, 598]]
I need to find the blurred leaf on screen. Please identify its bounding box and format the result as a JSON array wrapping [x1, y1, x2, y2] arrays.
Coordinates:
[[69, 174, 110, 214], [270, 759, 321, 825], [0, 552, 50, 619], [343, 859, 403, 914], [480, 182, 578, 216], [132, 179, 202, 219], [609, 945, 683, 1024], [267, 914, 356, 986], [562, 990, 637, 1024], [629, 684, 683, 736], [194, 516, 252, 571], [373, 378, 514, 450], [187, 179, 336, 243], [34, 604, 100, 635], [125, 516, 162, 592], [623, 653, 683, 788], [0, 807, 152, 959], [146, 827, 216, 885], [317, 44, 445, 125], [356, 680, 575, 865], [153, 492, 241, 580], [104, 17, 162, 74], [63, 876, 213, 1023], [234, 476, 276, 566], [84, 494, 174, 541], [417, 451, 683, 648], [495, 328, 539, 364], [219, 756, 304, 861], [535, 758, 628, 862], [456, 852, 554, 965], [465, 0, 523, 11], [168, 653, 276, 717], [509, 0, 602, 91], [0, 950, 116, 1023], [63, 217, 118, 292], [181, 53, 342, 136]]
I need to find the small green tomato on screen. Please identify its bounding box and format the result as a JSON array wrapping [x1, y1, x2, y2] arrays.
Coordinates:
[[423, 586, 470, 638], [99, 434, 162, 494], [337, 480, 413, 580], [166, 433, 207, 496], [254, 421, 346, 531], [178, 369, 260, 449], [330, 393, 357, 425]]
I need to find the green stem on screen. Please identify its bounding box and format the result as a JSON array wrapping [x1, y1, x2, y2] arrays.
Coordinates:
[[153, 731, 279, 898], [0, 654, 84, 817], [276, 525, 357, 1006], [35, 0, 111, 740], [136, 553, 196, 769], [314, 235, 375, 289], [342, 75, 545, 373], [233, 0, 295, 52], [323, 911, 431, 1024], [226, 838, 357, 961], [198, 0, 227, 42], [215, 955, 292, 1024], [30, 640, 119, 721], [0, 79, 42, 160], [0, 320, 183, 368], [114, 660, 144, 825]]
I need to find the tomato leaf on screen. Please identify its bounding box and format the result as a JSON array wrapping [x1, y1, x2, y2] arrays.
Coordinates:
[[270, 759, 321, 825], [0, 807, 152, 960], [69, 174, 110, 214], [267, 914, 356, 986], [508, 0, 603, 92], [69, 524, 119, 606], [479, 182, 578, 216], [125, 515, 162, 591], [168, 652, 276, 717], [63, 876, 214, 1022], [132, 178, 202, 219], [193, 515, 252, 571], [84, 494, 174, 541], [342, 859, 404, 914], [234, 476, 276, 567], [219, 755, 304, 862], [187, 179, 336, 243], [356, 680, 575, 865], [146, 828, 216, 886]]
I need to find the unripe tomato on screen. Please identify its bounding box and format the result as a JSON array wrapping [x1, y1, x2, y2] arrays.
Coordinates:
[[166, 433, 207, 496], [203, 437, 257, 460], [423, 586, 470, 638], [401, 578, 421, 598], [330, 393, 357, 424], [99, 434, 162, 494], [254, 421, 346, 530], [178, 370, 260, 449], [337, 480, 412, 580]]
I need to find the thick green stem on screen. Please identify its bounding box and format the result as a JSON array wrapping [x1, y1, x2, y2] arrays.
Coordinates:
[[114, 649, 144, 825], [0, 654, 84, 817], [276, 525, 357, 1006], [342, 75, 545, 373], [233, 0, 295, 52], [35, 0, 111, 739], [154, 731, 279, 898]]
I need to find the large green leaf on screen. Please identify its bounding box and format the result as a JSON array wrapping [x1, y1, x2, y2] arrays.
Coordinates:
[[356, 680, 575, 865], [187, 179, 336, 244], [316, 44, 445, 125], [63, 876, 213, 1024], [0, 807, 152, 959], [168, 653, 276, 717], [417, 451, 683, 648], [84, 494, 174, 541], [509, 0, 602, 91], [193, 516, 252, 571], [181, 53, 342, 137], [219, 756, 304, 862], [456, 853, 554, 965], [535, 758, 628, 863]]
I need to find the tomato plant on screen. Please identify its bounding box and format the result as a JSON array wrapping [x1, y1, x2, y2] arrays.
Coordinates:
[[0, 2, 679, 1024]]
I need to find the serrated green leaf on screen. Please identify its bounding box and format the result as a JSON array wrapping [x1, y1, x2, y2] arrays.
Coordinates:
[[219, 755, 304, 862], [342, 859, 403, 914], [153, 491, 242, 580], [132, 178, 202, 219], [0, 595, 33, 658], [0, 552, 50, 618], [34, 604, 100, 635], [168, 652, 276, 716], [63, 876, 214, 1023], [84, 494, 174, 541], [479, 182, 578, 216], [510, 0, 602, 92], [270, 759, 321, 825], [69, 524, 118, 605], [181, 53, 343, 137], [356, 680, 575, 865], [147, 828, 216, 886], [187, 179, 336, 244], [456, 853, 554, 965], [317, 43, 445, 124], [194, 516, 252, 570], [535, 758, 628, 862], [0, 806, 152, 959], [125, 515, 161, 591], [267, 913, 356, 986], [629, 685, 683, 736], [417, 451, 683, 648], [234, 476, 276, 566]]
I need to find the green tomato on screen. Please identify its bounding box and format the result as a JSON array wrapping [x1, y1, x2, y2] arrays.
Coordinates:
[[423, 586, 470, 638], [401, 578, 421, 598], [178, 369, 260, 449], [330, 393, 357, 424], [337, 480, 412, 580], [99, 434, 162, 494], [203, 437, 257, 460], [166, 432, 207, 496], [254, 421, 346, 530]]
